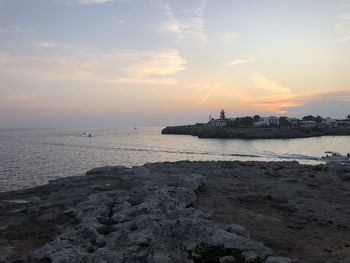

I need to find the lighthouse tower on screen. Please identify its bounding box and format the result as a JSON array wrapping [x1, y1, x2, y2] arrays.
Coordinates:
[[220, 109, 226, 120]]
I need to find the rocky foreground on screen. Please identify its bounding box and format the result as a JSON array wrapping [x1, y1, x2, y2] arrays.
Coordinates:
[[0, 161, 349, 263], [161, 125, 350, 139]]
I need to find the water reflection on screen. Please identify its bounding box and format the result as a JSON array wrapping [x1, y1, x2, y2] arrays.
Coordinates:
[[0, 127, 349, 192]]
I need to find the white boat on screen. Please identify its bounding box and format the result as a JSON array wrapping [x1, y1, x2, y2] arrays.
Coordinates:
[[322, 151, 350, 165], [82, 132, 93, 137]]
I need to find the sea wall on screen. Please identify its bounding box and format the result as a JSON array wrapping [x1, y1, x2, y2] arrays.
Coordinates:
[[161, 125, 350, 139]]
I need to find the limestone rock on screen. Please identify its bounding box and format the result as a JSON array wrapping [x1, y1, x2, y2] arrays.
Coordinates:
[[219, 255, 236, 263], [266, 256, 292, 263], [14, 166, 272, 262], [225, 224, 251, 238]]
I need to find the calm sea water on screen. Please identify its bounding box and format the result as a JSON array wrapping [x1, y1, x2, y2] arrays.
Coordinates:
[[1, 127, 350, 192]]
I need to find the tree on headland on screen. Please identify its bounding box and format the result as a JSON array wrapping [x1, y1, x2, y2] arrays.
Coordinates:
[[227, 117, 254, 127], [316, 116, 323, 124], [347, 115, 350, 120], [240, 117, 254, 127], [279, 116, 289, 127], [302, 115, 318, 122], [253, 115, 260, 122]]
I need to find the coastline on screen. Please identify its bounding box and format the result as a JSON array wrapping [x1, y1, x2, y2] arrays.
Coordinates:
[[0, 161, 349, 262], [161, 125, 350, 139]]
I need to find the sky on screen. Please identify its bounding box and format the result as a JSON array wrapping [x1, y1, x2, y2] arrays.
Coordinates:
[[0, 0, 349, 128]]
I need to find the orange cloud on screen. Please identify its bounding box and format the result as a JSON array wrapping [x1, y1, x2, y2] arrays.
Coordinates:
[[244, 75, 349, 114]]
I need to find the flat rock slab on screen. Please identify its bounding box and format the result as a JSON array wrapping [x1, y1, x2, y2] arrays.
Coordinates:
[[0, 163, 273, 263], [1, 160, 349, 263]]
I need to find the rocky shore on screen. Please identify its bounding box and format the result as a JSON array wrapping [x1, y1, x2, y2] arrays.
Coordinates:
[[161, 125, 350, 139], [0, 161, 350, 262]]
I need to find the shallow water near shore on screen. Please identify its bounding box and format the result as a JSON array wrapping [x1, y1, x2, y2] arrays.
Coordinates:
[[1, 127, 350, 192]]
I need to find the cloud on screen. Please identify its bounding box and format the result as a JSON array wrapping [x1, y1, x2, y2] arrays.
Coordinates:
[[228, 58, 255, 66], [253, 75, 291, 95], [0, 25, 22, 33], [0, 48, 185, 86], [249, 75, 310, 113], [125, 50, 186, 76], [215, 31, 241, 41], [78, 0, 114, 4], [110, 77, 178, 85], [0, 94, 39, 102], [334, 14, 350, 43], [154, 0, 207, 43], [198, 83, 223, 104], [281, 91, 350, 117], [37, 42, 57, 48], [248, 75, 350, 115], [339, 14, 350, 22], [34, 42, 64, 48]]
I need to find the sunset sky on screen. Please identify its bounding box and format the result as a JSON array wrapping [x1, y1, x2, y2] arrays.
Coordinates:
[[0, 0, 349, 128]]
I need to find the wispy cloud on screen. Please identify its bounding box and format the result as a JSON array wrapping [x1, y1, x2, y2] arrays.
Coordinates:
[[78, 0, 114, 5], [125, 50, 186, 76], [227, 58, 255, 66], [154, 0, 207, 43], [0, 48, 185, 86], [33, 42, 73, 49], [215, 31, 241, 41], [253, 75, 291, 95], [35, 42, 58, 48], [248, 75, 350, 114], [0, 94, 39, 102], [334, 14, 350, 43], [250, 75, 305, 113], [0, 25, 22, 33], [200, 84, 223, 105]]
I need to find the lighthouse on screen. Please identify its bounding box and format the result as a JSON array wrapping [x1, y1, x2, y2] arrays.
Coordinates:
[[208, 109, 228, 127], [220, 109, 226, 120]]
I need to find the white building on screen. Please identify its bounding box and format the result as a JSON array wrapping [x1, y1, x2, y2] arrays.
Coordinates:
[[336, 119, 350, 127], [322, 117, 338, 128], [208, 109, 228, 127], [253, 116, 279, 127], [208, 119, 227, 127], [300, 120, 317, 128], [286, 117, 298, 126]]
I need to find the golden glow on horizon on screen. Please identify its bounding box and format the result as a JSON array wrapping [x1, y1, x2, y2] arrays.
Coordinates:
[[0, 48, 348, 117]]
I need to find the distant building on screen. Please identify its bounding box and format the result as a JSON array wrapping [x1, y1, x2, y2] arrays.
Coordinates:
[[336, 119, 350, 127], [300, 120, 317, 128], [322, 117, 338, 128], [208, 119, 227, 127], [208, 109, 228, 127], [286, 117, 298, 126], [253, 116, 279, 127], [220, 109, 226, 120]]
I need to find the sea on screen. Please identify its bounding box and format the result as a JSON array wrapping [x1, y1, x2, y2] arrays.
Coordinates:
[[1, 127, 350, 192]]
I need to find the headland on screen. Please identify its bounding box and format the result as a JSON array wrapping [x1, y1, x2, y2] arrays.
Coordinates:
[[161, 125, 350, 139], [162, 111, 350, 139]]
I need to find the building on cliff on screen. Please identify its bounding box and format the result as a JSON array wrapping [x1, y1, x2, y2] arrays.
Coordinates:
[[253, 116, 279, 127], [322, 117, 338, 128], [299, 120, 317, 128], [208, 109, 228, 127]]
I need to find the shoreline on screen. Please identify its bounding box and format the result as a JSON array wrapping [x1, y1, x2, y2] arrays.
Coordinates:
[[161, 125, 350, 139], [0, 160, 349, 262]]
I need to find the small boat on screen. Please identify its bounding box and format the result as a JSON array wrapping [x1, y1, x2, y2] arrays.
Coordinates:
[[322, 151, 350, 165], [82, 132, 93, 137]]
